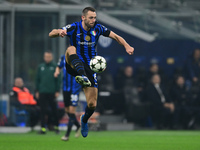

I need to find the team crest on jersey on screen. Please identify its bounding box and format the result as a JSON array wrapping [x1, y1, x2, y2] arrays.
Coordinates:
[[91, 30, 96, 36], [85, 35, 91, 41]]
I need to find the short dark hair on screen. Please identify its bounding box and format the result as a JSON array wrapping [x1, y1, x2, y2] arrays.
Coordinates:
[[82, 7, 96, 16], [44, 50, 52, 54]]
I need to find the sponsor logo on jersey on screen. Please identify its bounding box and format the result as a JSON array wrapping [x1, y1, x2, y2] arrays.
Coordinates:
[[78, 41, 95, 47]]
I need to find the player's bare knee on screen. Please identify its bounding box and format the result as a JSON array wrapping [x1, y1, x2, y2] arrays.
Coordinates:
[[65, 108, 69, 113], [88, 101, 96, 109], [67, 46, 76, 55], [65, 50, 68, 60]]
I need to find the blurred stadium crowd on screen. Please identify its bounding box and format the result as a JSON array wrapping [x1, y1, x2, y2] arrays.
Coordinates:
[[97, 48, 200, 130]]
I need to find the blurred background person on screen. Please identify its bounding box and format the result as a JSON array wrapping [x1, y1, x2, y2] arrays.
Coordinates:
[[186, 49, 200, 84], [9, 77, 39, 129], [98, 69, 114, 92], [170, 75, 194, 129], [115, 66, 146, 123], [147, 63, 168, 88], [96, 68, 115, 114], [35, 51, 61, 134], [54, 54, 82, 141], [118, 66, 139, 104], [117, 66, 136, 90], [135, 66, 148, 101], [145, 74, 175, 129]]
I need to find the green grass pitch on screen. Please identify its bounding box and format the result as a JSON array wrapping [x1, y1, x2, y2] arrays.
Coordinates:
[[0, 130, 200, 150]]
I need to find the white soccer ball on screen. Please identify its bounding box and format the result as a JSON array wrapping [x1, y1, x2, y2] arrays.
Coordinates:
[[89, 56, 107, 73]]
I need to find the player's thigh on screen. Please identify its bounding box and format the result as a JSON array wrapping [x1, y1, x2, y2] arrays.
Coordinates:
[[64, 107, 69, 113], [63, 91, 71, 108], [83, 87, 98, 108]]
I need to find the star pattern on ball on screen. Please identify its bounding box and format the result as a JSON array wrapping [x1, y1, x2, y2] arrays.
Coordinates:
[[91, 63, 96, 69], [97, 59, 103, 65], [98, 67, 104, 72]]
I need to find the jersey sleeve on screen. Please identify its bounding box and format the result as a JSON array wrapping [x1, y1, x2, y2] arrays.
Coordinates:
[[57, 55, 65, 68], [62, 23, 76, 36], [99, 24, 111, 37]]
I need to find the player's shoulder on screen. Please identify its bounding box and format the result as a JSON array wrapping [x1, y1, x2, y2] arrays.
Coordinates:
[[62, 22, 77, 30], [60, 55, 65, 59], [94, 22, 109, 31], [95, 21, 106, 27], [94, 22, 104, 28]]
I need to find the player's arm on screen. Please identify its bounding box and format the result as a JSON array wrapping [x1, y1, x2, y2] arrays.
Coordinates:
[[54, 66, 61, 78], [49, 29, 67, 38], [109, 31, 134, 55]]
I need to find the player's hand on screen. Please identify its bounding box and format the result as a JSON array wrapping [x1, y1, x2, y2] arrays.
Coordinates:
[[55, 92, 59, 98], [126, 46, 134, 55], [35, 92, 39, 99], [58, 29, 67, 38], [54, 71, 59, 78]]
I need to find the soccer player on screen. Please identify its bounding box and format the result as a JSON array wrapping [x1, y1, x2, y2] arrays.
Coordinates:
[[49, 7, 134, 137], [54, 55, 82, 141]]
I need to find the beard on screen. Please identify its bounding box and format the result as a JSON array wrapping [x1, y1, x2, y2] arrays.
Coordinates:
[[84, 20, 94, 29]]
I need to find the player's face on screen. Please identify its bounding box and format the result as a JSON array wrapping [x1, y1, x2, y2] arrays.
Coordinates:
[[44, 52, 53, 64], [83, 11, 96, 29]]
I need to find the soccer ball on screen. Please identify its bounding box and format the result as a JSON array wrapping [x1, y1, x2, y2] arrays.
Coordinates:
[[89, 56, 107, 73]]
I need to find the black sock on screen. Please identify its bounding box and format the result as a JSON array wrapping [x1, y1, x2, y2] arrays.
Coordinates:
[[67, 112, 80, 128], [72, 114, 80, 130], [66, 113, 75, 137], [82, 106, 95, 123], [69, 54, 86, 76]]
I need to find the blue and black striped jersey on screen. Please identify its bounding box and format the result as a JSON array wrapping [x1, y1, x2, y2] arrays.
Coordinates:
[[57, 55, 81, 94], [62, 20, 110, 65]]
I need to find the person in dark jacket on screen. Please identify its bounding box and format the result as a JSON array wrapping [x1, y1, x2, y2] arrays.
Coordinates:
[[35, 51, 61, 134], [147, 63, 168, 87], [170, 75, 195, 129], [145, 74, 175, 129], [186, 49, 200, 84]]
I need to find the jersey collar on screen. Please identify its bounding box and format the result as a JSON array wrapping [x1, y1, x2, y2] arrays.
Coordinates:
[[80, 20, 96, 33]]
